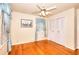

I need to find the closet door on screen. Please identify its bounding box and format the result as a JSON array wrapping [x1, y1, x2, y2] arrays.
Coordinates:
[[49, 17, 65, 45]]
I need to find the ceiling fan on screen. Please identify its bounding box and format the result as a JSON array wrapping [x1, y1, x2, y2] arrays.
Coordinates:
[[33, 5, 56, 17]]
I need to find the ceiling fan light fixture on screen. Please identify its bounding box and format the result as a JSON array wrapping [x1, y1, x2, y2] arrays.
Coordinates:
[[45, 12, 50, 15], [36, 5, 56, 17], [40, 10, 46, 16]]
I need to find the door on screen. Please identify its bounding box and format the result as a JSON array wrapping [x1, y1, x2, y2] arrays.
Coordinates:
[[35, 18, 46, 41], [0, 4, 12, 55]]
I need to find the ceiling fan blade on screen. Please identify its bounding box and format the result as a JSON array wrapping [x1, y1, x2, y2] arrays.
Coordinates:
[[45, 12, 51, 15], [36, 5, 42, 11], [32, 11, 41, 14], [46, 5, 56, 11]]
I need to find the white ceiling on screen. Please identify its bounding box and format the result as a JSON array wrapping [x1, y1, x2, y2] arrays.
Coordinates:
[[11, 3, 79, 16]]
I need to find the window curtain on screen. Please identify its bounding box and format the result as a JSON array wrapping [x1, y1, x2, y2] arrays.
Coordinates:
[[0, 3, 12, 52]]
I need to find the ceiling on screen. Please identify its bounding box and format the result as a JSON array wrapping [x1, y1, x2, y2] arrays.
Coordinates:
[[11, 3, 79, 17]]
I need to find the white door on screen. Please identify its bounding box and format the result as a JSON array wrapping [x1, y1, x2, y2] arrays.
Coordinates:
[[36, 18, 46, 41]]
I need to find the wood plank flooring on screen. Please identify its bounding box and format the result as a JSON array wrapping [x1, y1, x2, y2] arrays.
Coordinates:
[[74, 49, 79, 55], [9, 40, 75, 55]]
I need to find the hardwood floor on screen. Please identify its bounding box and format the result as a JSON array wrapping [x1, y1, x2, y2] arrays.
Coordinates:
[[74, 49, 79, 55], [9, 40, 75, 55]]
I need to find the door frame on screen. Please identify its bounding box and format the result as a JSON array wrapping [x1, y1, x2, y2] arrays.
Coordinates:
[[35, 17, 46, 41]]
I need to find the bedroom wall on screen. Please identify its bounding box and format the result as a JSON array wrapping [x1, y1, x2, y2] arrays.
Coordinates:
[[47, 8, 75, 50], [11, 11, 39, 45], [77, 9, 79, 49]]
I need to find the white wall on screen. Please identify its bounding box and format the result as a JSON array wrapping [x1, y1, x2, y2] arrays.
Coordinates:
[[77, 9, 79, 49], [48, 8, 75, 50], [11, 11, 39, 45]]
